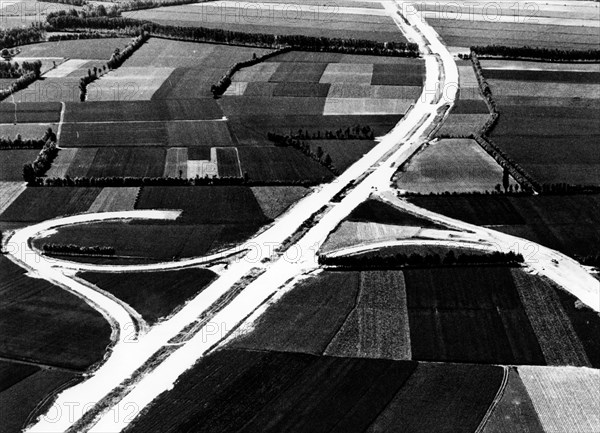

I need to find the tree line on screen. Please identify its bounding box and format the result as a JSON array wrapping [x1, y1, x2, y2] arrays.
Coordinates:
[[471, 45, 600, 62], [42, 243, 115, 256], [266, 133, 337, 174], [319, 249, 524, 269], [0, 134, 47, 149], [45, 13, 419, 56], [0, 60, 43, 101], [268, 125, 375, 142], [39, 0, 88, 6], [48, 31, 122, 42], [0, 27, 45, 49], [0, 60, 42, 79], [22, 128, 58, 183]]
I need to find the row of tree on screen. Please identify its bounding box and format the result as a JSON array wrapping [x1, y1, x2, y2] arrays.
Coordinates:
[[28, 175, 325, 187], [0, 134, 47, 150], [0, 27, 45, 49], [211, 48, 290, 97], [22, 140, 59, 183], [472, 45, 600, 62], [268, 125, 375, 142], [48, 31, 122, 42], [265, 133, 337, 173], [0, 63, 43, 101], [42, 243, 115, 256], [40, 0, 87, 6], [319, 250, 524, 269], [45, 14, 419, 56], [0, 60, 42, 79]]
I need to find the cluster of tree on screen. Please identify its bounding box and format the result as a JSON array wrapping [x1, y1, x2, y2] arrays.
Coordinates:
[[22, 140, 58, 183], [42, 243, 115, 256], [472, 45, 600, 62], [117, 0, 207, 12], [39, 0, 87, 6], [0, 60, 42, 79], [539, 183, 600, 195], [319, 250, 524, 269], [268, 125, 375, 142], [0, 134, 47, 149], [0, 66, 43, 101], [48, 4, 119, 20], [46, 15, 420, 56], [48, 31, 121, 42], [79, 32, 148, 101], [211, 48, 290, 97], [0, 27, 45, 49]]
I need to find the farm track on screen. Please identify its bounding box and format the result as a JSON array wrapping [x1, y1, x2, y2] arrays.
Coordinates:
[[4, 2, 598, 432]]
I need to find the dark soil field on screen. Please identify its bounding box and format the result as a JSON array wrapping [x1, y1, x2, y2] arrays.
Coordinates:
[[215, 148, 241, 177], [136, 186, 269, 224], [125, 349, 421, 433], [371, 63, 424, 86], [80, 269, 217, 324], [0, 187, 101, 222], [63, 99, 224, 122], [17, 38, 132, 59], [0, 361, 80, 433], [269, 62, 328, 83], [409, 195, 600, 259], [0, 102, 61, 124], [404, 267, 545, 365], [82, 147, 166, 178], [272, 82, 331, 97], [0, 256, 111, 370], [0, 149, 39, 181], [36, 222, 260, 262], [250, 186, 308, 219], [450, 98, 489, 114], [218, 97, 327, 117], [347, 198, 443, 228], [60, 120, 235, 148], [484, 69, 600, 84], [237, 147, 334, 183], [308, 140, 376, 172]]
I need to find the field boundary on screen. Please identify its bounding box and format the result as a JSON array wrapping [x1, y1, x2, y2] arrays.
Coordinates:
[[474, 365, 510, 433]]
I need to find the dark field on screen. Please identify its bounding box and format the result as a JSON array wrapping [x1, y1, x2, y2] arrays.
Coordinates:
[[405, 267, 545, 365], [371, 63, 424, 86], [237, 147, 334, 183], [80, 269, 217, 324], [450, 98, 489, 114], [215, 148, 241, 177], [483, 69, 600, 84], [308, 140, 376, 172], [78, 147, 166, 178], [125, 348, 504, 433], [272, 82, 331, 97], [0, 361, 79, 433], [348, 198, 444, 228], [0, 149, 39, 181], [36, 222, 260, 262], [218, 97, 327, 117], [269, 62, 328, 83], [17, 38, 132, 59], [60, 120, 234, 148], [409, 195, 600, 259], [0, 256, 111, 370], [136, 186, 269, 224], [63, 99, 224, 123], [0, 187, 101, 222], [0, 102, 61, 124]]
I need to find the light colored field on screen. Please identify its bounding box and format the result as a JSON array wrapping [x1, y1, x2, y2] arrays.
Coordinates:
[[482, 60, 600, 72], [436, 113, 490, 137], [203, 1, 388, 16], [322, 221, 421, 254], [518, 366, 600, 432], [187, 160, 218, 178], [45, 148, 78, 178], [395, 138, 515, 193], [416, 0, 599, 27], [320, 63, 373, 84], [0, 123, 57, 139], [0, 182, 26, 216], [223, 82, 248, 96], [458, 64, 478, 87], [325, 270, 411, 360], [489, 79, 600, 99], [327, 83, 422, 99], [87, 187, 139, 213], [250, 186, 307, 219], [43, 59, 91, 78], [512, 270, 590, 367], [163, 147, 188, 178], [232, 62, 279, 82], [87, 67, 174, 101], [323, 98, 413, 115]]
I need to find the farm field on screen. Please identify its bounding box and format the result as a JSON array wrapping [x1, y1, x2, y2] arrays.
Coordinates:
[[0, 149, 38, 181], [394, 138, 515, 193], [308, 140, 377, 172], [87, 187, 140, 213], [483, 64, 600, 185], [346, 198, 444, 227], [0, 182, 26, 216], [60, 120, 234, 147], [250, 186, 308, 219], [87, 67, 175, 101], [518, 365, 600, 433], [0, 361, 80, 433], [62, 147, 166, 178], [0, 187, 101, 222], [0, 102, 61, 124], [426, 18, 599, 50], [122, 2, 404, 43], [80, 269, 216, 324], [0, 256, 111, 370], [409, 195, 600, 259], [215, 147, 241, 177], [0, 123, 56, 139], [237, 147, 334, 183], [17, 38, 132, 59]]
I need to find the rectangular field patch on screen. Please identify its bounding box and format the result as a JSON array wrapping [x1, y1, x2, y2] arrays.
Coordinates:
[[163, 147, 188, 178], [320, 63, 373, 84], [87, 187, 140, 213], [323, 98, 413, 115], [215, 147, 241, 177]]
